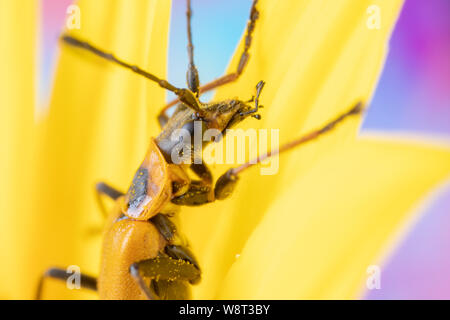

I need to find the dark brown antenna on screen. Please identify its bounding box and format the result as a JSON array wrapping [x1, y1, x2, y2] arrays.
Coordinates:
[[232, 101, 364, 175]]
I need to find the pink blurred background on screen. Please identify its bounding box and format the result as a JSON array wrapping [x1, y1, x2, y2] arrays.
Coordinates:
[[39, 0, 450, 299]]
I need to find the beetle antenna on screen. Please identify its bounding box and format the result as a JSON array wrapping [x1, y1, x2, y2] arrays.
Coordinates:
[[186, 0, 200, 96], [61, 35, 208, 117], [232, 101, 364, 175], [160, 0, 260, 113]]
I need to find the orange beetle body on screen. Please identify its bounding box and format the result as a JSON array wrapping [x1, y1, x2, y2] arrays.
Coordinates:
[[121, 138, 189, 221], [97, 204, 167, 300], [97, 139, 194, 300]]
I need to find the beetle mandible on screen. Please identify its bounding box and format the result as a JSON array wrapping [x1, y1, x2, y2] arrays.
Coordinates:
[[36, 0, 363, 300]]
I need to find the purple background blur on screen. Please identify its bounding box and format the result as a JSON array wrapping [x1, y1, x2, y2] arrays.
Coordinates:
[[40, 0, 450, 299]]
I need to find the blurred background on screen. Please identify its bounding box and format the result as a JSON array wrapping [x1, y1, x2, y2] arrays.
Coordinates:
[[40, 0, 449, 299]]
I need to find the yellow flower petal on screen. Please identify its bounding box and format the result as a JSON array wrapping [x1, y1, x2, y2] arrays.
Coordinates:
[[29, 0, 171, 299], [216, 0, 402, 135], [0, 0, 38, 299], [218, 135, 450, 298], [7, 0, 445, 301], [181, 0, 405, 299]]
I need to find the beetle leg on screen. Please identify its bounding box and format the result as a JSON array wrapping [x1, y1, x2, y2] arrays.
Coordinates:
[[175, 168, 239, 203], [151, 279, 191, 300], [158, 113, 169, 129], [96, 181, 124, 200], [214, 169, 239, 200], [170, 164, 215, 206], [130, 256, 201, 300], [165, 245, 201, 284], [150, 213, 177, 242], [95, 181, 124, 217], [171, 180, 213, 206], [36, 267, 97, 300], [159, 0, 260, 116]]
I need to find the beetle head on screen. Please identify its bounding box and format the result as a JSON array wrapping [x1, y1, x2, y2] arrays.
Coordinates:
[[201, 80, 265, 134], [155, 81, 266, 164]]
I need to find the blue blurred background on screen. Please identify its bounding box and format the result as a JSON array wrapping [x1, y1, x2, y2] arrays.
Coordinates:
[[41, 0, 450, 299]]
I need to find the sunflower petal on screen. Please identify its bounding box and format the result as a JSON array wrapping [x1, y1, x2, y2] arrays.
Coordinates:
[[215, 0, 403, 136], [218, 136, 450, 299], [0, 0, 38, 299], [182, 0, 404, 299], [29, 0, 171, 299]]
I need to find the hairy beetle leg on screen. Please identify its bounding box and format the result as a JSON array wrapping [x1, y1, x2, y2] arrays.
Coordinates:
[[172, 163, 238, 204], [96, 182, 124, 200], [150, 279, 191, 300], [158, 113, 169, 129], [171, 181, 213, 206], [171, 163, 215, 206], [150, 213, 177, 242], [190, 163, 213, 185], [36, 267, 97, 300], [165, 245, 201, 284], [95, 181, 124, 217], [130, 256, 200, 300], [214, 169, 239, 200]]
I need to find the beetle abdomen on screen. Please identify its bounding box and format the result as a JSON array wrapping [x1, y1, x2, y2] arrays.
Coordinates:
[[98, 217, 166, 300]]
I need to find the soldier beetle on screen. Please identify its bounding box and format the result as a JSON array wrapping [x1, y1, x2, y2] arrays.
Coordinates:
[[37, 0, 363, 300]]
